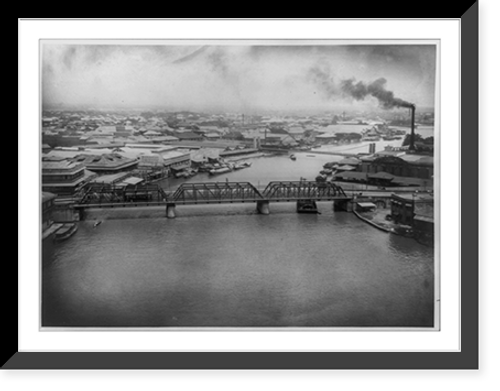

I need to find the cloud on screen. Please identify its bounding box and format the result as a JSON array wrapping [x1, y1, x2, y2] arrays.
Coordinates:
[[41, 43, 435, 112]]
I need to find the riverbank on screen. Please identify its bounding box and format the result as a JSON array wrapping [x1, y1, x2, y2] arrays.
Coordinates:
[[353, 210, 394, 233]]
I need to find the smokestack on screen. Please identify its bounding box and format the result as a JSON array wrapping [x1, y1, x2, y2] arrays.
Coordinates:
[[409, 104, 416, 151]]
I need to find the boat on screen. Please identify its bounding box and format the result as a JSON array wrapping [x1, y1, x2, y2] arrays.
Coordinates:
[[209, 167, 232, 175], [289, 154, 297, 161], [297, 200, 319, 214], [233, 162, 252, 170], [174, 168, 197, 178], [93, 220, 102, 228], [55, 223, 78, 241]]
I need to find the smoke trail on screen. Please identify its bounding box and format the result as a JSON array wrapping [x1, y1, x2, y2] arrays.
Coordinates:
[[308, 65, 413, 109], [341, 77, 413, 108]]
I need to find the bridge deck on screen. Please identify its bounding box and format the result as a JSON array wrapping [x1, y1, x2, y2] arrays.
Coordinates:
[[74, 180, 355, 208]]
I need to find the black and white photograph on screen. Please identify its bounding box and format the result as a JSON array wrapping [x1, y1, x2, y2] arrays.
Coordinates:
[[40, 40, 438, 329]]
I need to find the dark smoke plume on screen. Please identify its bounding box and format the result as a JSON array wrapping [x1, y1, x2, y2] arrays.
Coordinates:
[[308, 66, 413, 109], [340, 77, 413, 109]]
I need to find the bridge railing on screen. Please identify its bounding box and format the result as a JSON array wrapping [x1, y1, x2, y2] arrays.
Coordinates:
[[263, 181, 348, 200], [79, 183, 169, 205], [74, 180, 349, 207], [172, 182, 264, 204]]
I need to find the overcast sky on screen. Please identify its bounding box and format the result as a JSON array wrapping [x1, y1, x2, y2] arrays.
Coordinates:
[[42, 43, 437, 114]]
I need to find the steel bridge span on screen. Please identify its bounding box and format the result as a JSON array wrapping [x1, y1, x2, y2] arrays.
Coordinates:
[[73, 181, 353, 218]]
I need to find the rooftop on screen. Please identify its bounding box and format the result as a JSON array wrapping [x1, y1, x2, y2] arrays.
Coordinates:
[[42, 192, 57, 203], [368, 171, 395, 180], [159, 150, 191, 160], [42, 160, 84, 172], [399, 154, 434, 166], [118, 176, 144, 186], [339, 157, 361, 165], [391, 192, 434, 202], [91, 172, 131, 184], [124, 143, 175, 150], [73, 154, 138, 170], [334, 171, 368, 180]]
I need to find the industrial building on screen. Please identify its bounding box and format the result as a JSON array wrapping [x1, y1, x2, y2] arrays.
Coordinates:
[[390, 193, 434, 226], [358, 154, 433, 180]]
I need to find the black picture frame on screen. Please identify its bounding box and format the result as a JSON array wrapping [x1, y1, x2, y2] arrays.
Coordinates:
[[9, 11, 478, 370]]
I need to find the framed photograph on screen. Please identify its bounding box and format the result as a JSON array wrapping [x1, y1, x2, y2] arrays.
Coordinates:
[[10, 12, 477, 369]]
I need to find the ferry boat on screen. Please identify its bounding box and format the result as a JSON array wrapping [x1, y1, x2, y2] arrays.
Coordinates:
[[209, 167, 232, 175], [233, 162, 252, 170]]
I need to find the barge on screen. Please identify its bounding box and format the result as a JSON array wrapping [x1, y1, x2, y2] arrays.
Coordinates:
[[297, 200, 319, 214]]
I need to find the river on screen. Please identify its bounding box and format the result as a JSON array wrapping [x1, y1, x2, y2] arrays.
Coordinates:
[[42, 152, 436, 328]]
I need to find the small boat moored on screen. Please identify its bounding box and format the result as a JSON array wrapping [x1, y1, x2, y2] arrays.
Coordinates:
[[209, 167, 232, 175], [297, 200, 319, 214], [55, 223, 78, 241]]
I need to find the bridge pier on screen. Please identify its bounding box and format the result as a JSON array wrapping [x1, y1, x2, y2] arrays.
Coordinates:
[[256, 200, 270, 215], [166, 203, 176, 219], [333, 199, 354, 212], [77, 208, 86, 221]]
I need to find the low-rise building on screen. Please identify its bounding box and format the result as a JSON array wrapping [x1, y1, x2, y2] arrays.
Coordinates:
[[89, 172, 133, 186], [42, 160, 93, 196], [359, 154, 433, 180], [176, 132, 204, 141], [315, 133, 337, 144], [204, 133, 221, 140], [116, 144, 191, 173], [159, 149, 191, 172]]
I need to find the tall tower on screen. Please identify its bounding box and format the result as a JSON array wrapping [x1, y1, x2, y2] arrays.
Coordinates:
[[409, 104, 416, 151]]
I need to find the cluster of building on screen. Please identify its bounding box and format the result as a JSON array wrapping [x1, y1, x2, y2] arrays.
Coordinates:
[[320, 144, 433, 188], [41, 144, 192, 197], [42, 108, 432, 153]]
